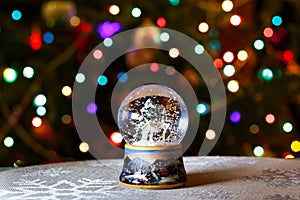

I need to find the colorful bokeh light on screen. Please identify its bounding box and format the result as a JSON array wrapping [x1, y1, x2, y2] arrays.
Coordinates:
[[61, 86, 72, 97], [205, 129, 216, 140], [43, 32, 54, 44], [110, 131, 123, 146], [223, 51, 234, 63], [156, 17, 167, 28], [230, 14, 242, 26], [98, 75, 108, 86], [3, 137, 14, 148], [282, 122, 293, 133], [221, 0, 233, 12], [169, 48, 180, 58], [227, 80, 239, 93], [196, 102, 210, 115], [3, 68, 18, 83], [223, 64, 235, 77], [265, 113, 275, 124], [117, 72, 128, 83], [79, 142, 89, 153], [253, 39, 264, 50], [86, 102, 97, 114], [291, 140, 300, 152], [198, 22, 209, 33], [263, 27, 274, 38], [23, 66, 34, 79], [194, 44, 205, 55], [32, 116, 42, 128], [36, 106, 47, 117], [272, 15, 282, 26], [253, 146, 264, 157], [108, 5, 120, 15], [11, 10, 22, 21], [237, 50, 248, 61], [229, 111, 241, 123], [131, 7, 142, 18], [97, 21, 121, 39], [75, 73, 85, 83], [33, 94, 47, 107]]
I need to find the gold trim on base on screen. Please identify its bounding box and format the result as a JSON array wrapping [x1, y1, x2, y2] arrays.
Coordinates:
[[119, 181, 186, 189], [125, 143, 182, 151]]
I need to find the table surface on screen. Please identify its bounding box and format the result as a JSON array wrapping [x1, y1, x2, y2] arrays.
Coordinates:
[[0, 156, 300, 200]]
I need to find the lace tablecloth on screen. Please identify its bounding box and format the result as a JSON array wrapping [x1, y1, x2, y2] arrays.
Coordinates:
[[0, 156, 299, 200]]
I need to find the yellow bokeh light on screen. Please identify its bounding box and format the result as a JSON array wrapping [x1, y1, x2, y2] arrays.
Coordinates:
[[227, 80, 239, 93], [169, 48, 180, 58], [109, 5, 120, 15], [205, 129, 216, 140], [222, 0, 233, 12], [237, 50, 248, 61], [291, 140, 300, 152], [61, 86, 72, 97], [79, 142, 89, 153], [69, 16, 80, 27], [285, 154, 295, 159], [198, 22, 209, 33]]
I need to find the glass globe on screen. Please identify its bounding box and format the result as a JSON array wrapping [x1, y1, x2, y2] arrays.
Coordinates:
[[118, 84, 188, 146]]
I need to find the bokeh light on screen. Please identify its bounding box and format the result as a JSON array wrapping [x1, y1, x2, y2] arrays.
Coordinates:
[[198, 22, 209, 33], [194, 44, 205, 55], [230, 14, 242, 26], [169, 0, 180, 6], [3, 137, 14, 148], [214, 58, 223, 68], [253, 39, 264, 50], [3, 68, 18, 83], [131, 7, 142, 18], [221, 0, 233, 12], [23, 66, 34, 79], [227, 80, 239, 93], [272, 15, 282, 26], [165, 66, 176, 75], [223, 51, 234, 63], [156, 17, 167, 28], [110, 131, 123, 146], [230, 111, 241, 123], [61, 114, 72, 124], [196, 102, 210, 115], [291, 140, 300, 153], [98, 75, 108, 86], [260, 68, 273, 81], [253, 146, 264, 157], [263, 27, 274, 38], [108, 5, 120, 15], [32, 116, 42, 128], [169, 48, 180, 58], [61, 86, 72, 97], [160, 32, 170, 42], [11, 10, 22, 21], [223, 64, 236, 77], [282, 122, 293, 133], [93, 49, 103, 60], [265, 113, 275, 124], [117, 72, 128, 83], [33, 94, 47, 107], [36, 106, 47, 117], [43, 32, 54, 44], [249, 124, 260, 134], [283, 50, 294, 62], [237, 50, 248, 61], [97, 21, 121, 39], [86, 102, 97, 114], [69, 16, 81, 27], [75, 73, 85, 83], [103, 38, 113, 47], [79, 142, 89, 153], [150, 63, 160, 72], [30, 33, 42, 50], [205, 129, 216, 140]]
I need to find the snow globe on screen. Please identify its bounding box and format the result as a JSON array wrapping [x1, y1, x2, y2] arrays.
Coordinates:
[[118, 84, 188, 189]]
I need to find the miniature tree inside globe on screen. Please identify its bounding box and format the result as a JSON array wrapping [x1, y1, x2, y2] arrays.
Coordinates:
[[118, 84, 188, 189], [118, 84, 188, 146]]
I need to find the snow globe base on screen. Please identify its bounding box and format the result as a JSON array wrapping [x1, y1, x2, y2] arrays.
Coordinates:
[[119, 144, 187, 189]]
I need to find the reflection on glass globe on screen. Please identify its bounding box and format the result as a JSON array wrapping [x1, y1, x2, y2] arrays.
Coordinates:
[[118, 84, 188, 146]]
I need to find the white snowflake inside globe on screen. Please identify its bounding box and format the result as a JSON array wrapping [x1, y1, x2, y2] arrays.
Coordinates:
[[118, 84, 189, 146]]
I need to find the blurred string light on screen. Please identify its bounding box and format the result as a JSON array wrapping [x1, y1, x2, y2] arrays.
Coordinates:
[[221, 0, 233, 12], [198, 22, 209, 33], [169, 48, 180, 58], [75, 73, 85, 83], [223, 51, 234, 63], [150, 63, 160, 72], [43, 32, 54, 44], [209, 40, 221, 52], [230, 14, 242, 26], [259, 68, 273, 81], [108, 5, 120, 15], [165, 66, 176, 75], [3, 68, 18, 83], [33, 94, 47, 107], [196, 102, 210, 115], [205, 129, 216, 140], [86, 102, 97, 114], [61, 114, 72, 124], [194, 44, 205, 55], [282, 122, 293, 133], [285, 154, 295, 159], [23, 66, 34, 79], [79, 142, 89, 153], [103, 38, 113, 47], [61, 86, 72, 97], [131, 7, 142, 18], [265, 113, 275, 124], [3, 136, 14, 148], [272, 15, 282, 26], [98, 75, 108, 85], [97, 21, 121, 39], [110, 131, 123, 146], [117, 72, 128, 83], [291, 140, 300, 152], [69, 16, 81, 27], [36, 106, 47, 116], [253, 39, 264, 50], [32, 116, 42, 128], [283, 50, 294, 62], [160, 32, 170, 42], [227, 80, 239, 92], [30, 32, 42, 50], [156, 17, 167, 28], [229, 111, 241, 123], [253, 146, 264, 157], [237, 50, 248, 61], [214, 58, 223, 68], [169, 0, 180, 6], [263, 27, 274, 38], [93, 49, 103, 60], [249, 124, 260, 134], [11, 10, 22, 21], [223, 64, 235, 77]]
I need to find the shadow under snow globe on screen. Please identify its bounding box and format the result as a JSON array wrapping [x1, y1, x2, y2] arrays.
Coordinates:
[[118, 84, 189, 189]]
